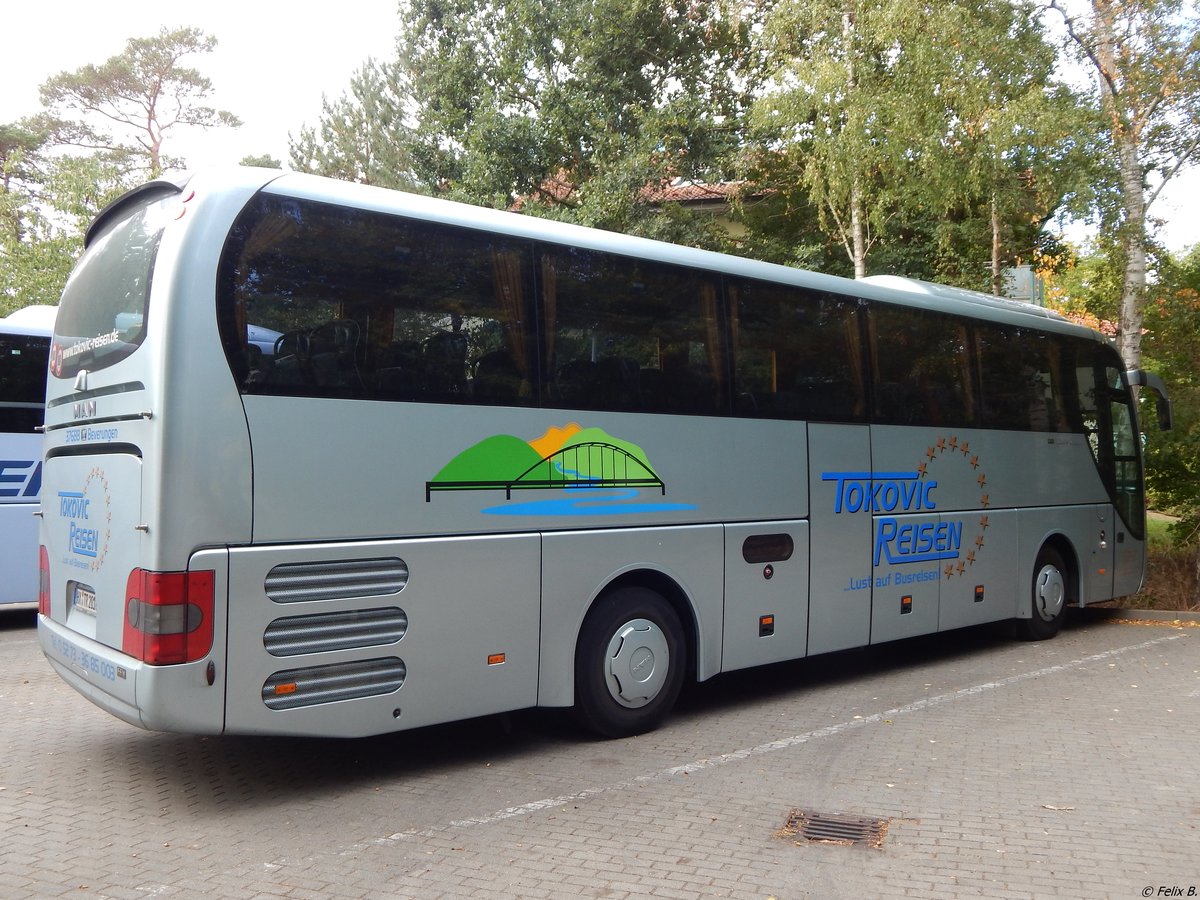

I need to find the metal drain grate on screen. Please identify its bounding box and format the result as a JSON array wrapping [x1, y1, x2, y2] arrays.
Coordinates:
[[780, 809, 889, 849]]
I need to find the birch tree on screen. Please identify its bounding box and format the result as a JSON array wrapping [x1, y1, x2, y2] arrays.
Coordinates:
[[1046, 0, 1200, 368], [754, 0, 1087, 281]]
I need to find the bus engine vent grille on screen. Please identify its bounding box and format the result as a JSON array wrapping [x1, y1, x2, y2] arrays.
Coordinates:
[[263, 607, 408, 657], [262, 657, 406, 710], [265, 558, 409, 603]]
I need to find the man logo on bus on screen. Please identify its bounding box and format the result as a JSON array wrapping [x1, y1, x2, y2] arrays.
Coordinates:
[[822, 436, 989, 579]]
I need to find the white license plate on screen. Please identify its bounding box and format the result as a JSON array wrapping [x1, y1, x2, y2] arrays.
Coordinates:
[[72, 585, 97, 615]]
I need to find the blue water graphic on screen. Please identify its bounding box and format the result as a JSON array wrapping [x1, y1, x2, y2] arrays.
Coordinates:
[[482, 487, 696, 517]]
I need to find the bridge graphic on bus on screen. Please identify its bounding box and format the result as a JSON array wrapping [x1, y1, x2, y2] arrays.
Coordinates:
[[426, 424, 682, 514]]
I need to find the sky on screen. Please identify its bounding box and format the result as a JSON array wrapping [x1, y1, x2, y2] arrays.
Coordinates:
[[1, 1, 400, 166], [1, 1, 1196, 254]]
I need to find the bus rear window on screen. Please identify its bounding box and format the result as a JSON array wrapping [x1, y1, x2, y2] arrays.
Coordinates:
[[52, 195, 170, 378]]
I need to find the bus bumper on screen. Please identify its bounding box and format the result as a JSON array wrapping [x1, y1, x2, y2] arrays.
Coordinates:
[[38, 615, 224, 734]]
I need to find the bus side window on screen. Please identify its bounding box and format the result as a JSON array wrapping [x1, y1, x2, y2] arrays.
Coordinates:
[[977, 325, 1073, 433], [729, 279, 864, 422], [871, 304, 975, 427], [217, 196, 537, 405], [540, 247, 727, 416]]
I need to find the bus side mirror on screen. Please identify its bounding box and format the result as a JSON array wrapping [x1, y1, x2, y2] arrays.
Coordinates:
[[1128, 369, 1173, 431]]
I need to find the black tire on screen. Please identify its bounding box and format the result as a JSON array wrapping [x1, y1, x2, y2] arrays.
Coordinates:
[[573, 586, 686, 739], [1016, 545, 1069, 641]]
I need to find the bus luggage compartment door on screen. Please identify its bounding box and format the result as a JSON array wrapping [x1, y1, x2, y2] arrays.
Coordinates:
[[722, 521, 809, 671], [224, 534, 540, 738], [807, 424, 873, 655], [40, 450, 144, 651]]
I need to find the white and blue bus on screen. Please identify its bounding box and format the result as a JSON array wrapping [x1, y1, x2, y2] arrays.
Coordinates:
[[37, 169, 1171, 738], [1, 305, 55, 607]]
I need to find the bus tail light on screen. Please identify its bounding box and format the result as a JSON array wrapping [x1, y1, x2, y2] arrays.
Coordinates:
[[123, 569, 215, 665], [38, 545, 50, 616]]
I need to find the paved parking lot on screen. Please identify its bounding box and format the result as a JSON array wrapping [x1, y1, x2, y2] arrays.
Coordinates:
[[1, 606, 1197, 899]]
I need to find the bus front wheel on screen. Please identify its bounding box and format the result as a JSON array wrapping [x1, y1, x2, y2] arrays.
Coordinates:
[[1017, 545, 1069, 641], [573, 587, 686, 739]]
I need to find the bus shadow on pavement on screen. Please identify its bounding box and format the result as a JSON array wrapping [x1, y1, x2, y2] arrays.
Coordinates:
[[77, 611, 1110, 813]]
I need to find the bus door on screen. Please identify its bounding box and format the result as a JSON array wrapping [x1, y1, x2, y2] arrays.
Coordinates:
[[1107, 367, 1146, 598], [807, 423, 873, 654]]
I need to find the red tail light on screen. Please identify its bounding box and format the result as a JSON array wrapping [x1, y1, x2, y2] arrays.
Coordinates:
[[38, 545, 50, 616], [122, 569, 215, 665]]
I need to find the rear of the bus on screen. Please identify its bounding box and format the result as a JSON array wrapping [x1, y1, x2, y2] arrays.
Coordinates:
[[37, 172, 266, 732]]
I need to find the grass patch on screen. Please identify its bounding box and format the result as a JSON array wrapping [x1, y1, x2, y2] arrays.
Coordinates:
[[1145, 515, 1175, 551], [1112, 517, 1199, 611]]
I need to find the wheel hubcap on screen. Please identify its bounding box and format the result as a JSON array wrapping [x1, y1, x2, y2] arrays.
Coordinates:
[[605, 618, 670, 709], [1034, 565, 1065, 621]]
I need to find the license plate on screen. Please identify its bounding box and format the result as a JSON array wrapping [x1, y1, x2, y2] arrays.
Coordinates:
[[72, 585, 97, 615]]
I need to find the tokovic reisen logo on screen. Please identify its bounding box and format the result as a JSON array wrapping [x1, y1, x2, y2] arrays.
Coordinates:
[[58, 467, 112, 571], [823, 436, 991, 580]]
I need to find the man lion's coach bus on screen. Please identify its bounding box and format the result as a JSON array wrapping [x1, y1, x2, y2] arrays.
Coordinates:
[[37, 169, 1171, 738], [1, 305, 54, 606]]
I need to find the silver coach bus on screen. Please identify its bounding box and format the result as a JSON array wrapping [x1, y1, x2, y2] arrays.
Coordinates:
[[37, 168, 1171, 738]]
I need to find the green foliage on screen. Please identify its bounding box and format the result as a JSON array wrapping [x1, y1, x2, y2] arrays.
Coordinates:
[[240, 154, 283, 170], [1048, 0, 1200, 368], [749, 0, 1091, 283], [290, 60, 419, 188], [2, 27, 241, 318], [294, 0, 753, 247], [1141, 246, 1200, 542]]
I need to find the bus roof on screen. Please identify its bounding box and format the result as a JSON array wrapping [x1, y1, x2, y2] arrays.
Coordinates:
[[0, 305, 57, 336]]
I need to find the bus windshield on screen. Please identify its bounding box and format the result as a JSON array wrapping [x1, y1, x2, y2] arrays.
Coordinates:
[[52, 194, 173, 379]]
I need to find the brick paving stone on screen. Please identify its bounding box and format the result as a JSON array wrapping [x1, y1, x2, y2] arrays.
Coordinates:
[[2, 611, 1198, 898]]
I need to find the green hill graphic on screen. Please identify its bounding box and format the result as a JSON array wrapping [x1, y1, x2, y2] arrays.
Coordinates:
[[431, 434, 542, 484], [427, 426, 662, 498]]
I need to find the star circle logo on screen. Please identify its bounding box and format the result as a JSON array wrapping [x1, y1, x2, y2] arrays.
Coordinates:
[[81, 467, 113, 571], [919, 436, 990, 579]]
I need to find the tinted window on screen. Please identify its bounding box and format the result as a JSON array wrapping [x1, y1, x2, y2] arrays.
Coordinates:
[[219, 196, 537, 405], [730, 279, 864, 421], [871, 305, 975, 427], [539, 246, 727, 415], [0, 332, 50, 433], [977, 325, 1074, 432]]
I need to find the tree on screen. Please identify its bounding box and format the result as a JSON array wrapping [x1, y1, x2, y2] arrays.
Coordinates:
[[1, 119, 63, 313], [752, 0, 917, 277], [298, 0, 752, 247], [914, 0, 1100, 293], [1141, 246, 1200, 545], [290, 60, 419, 188], [2, 27, 241, 315], [1045, 0, 1200, 369], [240, 154, 283, 170], [0, 128, 137, 314], [39, 26, 242, 178], [752, 0, 1090, 282]]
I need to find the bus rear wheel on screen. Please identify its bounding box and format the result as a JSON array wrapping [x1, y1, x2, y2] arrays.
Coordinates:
[[1017, 545, 1069, 641], [574, 586, 686, 739]]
